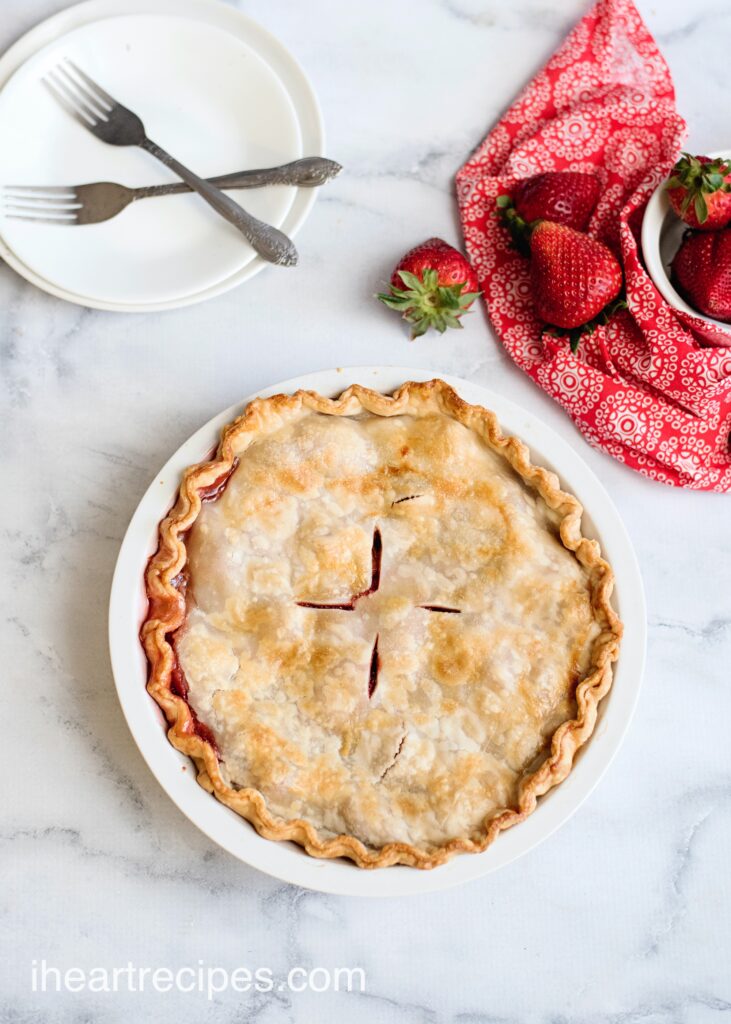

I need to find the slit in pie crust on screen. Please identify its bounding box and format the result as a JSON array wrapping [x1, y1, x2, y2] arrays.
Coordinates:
[[142, 380, 622, 869]]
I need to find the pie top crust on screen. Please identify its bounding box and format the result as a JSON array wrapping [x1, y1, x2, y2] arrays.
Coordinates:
[[142, 380, 621, 869]]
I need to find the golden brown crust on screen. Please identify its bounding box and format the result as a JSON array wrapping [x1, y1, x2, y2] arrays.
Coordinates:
[[141, 379, 622, 869]]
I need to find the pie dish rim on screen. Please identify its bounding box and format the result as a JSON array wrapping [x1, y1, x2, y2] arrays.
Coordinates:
[[141, 378, 623, 869]]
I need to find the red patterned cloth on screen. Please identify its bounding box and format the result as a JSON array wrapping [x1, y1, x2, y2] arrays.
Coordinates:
[[456, 0, 731, 490]]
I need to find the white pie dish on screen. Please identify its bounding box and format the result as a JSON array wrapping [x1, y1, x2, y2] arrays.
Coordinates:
[[109, 367, 646, 896], [641, 149, 731, 338]]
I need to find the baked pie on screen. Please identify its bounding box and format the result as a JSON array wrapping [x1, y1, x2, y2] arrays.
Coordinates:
[[142, 380, 621, 869]]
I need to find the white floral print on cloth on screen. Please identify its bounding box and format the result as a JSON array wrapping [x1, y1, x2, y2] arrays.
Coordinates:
[[456, 0, 731, 490]]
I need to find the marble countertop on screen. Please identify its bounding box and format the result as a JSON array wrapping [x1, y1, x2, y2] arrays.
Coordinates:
[[3, 0, 730, 1021]]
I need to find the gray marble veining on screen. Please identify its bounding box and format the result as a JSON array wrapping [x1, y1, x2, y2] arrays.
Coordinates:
[[2, 1, 730, 1021]]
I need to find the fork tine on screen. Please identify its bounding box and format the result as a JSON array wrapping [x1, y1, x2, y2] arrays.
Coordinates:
[[4, 203, 78, 215], [3, 195, 81, 210], [3, 185, 77, 197], [64, 60, 115, 110], [48, 66, 107, 122], [43, 73, 98, 127], [55, 62, 111, 117], [4, 211, 78, 224]]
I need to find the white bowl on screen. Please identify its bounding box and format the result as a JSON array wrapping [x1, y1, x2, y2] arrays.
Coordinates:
[[109, 367, 646, 897], [641, 150, 731, 335]]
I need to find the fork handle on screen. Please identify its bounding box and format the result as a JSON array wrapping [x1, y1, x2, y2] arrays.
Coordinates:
[[132, 158, 342, 198], [141, 138, 298, 266]]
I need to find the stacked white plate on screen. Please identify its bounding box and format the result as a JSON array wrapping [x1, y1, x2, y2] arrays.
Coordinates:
[[0, 0, 324, 310]]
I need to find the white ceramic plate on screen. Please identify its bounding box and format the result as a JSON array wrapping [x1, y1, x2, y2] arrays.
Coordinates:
[[109, 367, 646, 897], [641, 149, 731, 337], [0, 0, 324, 311]]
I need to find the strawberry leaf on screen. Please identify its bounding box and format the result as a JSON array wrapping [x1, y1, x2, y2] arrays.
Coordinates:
[[396, 269, 424, 291], [694, 192, 709, 224], [410, 317, 431, 339], [438, 287, 460, 310], [376, 293, 414, 310]]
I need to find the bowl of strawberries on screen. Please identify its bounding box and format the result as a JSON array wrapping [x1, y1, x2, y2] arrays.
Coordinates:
[[642, 151, 731, 334]]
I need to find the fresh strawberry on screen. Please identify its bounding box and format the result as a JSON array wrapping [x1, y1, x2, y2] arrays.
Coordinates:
[[666, 153, 731, 230], [671, 228, 731, 323], [497, 172, 600, 241], [377, 238, 480, 338], [529, 221, 623, 335]]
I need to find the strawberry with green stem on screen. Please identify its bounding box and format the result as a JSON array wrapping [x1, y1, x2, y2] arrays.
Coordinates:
[[497, 171, 601, 254], [377, 238, 480, 338], [666, 153, 731, 230]]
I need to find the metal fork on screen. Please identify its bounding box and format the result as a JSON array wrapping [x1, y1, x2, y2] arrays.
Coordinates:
[[2, 158, 342, 226], [41, 60, 298, 265]]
